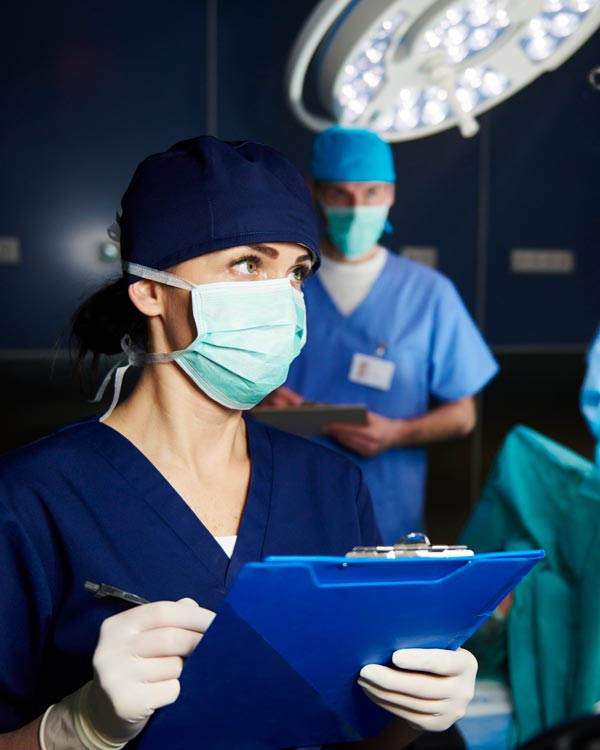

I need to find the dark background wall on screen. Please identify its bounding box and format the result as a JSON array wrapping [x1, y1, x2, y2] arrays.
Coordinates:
[[1, 1, 598, 540]]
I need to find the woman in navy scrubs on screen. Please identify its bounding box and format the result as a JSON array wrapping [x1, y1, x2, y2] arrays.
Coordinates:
[[0, 136, 476, 750]]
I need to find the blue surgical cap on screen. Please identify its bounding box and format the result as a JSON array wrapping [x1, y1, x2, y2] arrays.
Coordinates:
[[309, 126, 396, 183], [120, 136, 320, 280]]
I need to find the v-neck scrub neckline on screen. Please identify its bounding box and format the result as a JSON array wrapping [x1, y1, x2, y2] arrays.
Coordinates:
[[94, 415, 274, 589]]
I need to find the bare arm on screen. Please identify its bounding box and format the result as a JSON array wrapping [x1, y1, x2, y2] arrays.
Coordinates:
[[0, 716, 42, 750], [384, 396, 476, 448], [322, 396, 476, 458], [389, 396, 476, 447]]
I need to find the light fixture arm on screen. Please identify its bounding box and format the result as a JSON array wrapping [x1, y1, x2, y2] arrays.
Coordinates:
[[425, 57, 480, 138], [284, 0, 351, 132]]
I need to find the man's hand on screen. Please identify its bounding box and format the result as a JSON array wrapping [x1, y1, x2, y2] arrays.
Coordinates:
[[322, 411, 400, 457], [322, 396, 477, 456]]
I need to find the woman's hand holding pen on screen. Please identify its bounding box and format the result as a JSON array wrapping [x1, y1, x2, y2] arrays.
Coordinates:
[[89, 598, 215, 738], [41, 598, 215, 750]]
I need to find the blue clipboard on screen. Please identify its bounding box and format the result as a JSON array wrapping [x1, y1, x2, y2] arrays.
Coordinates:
[[138, 550, 544, 750]]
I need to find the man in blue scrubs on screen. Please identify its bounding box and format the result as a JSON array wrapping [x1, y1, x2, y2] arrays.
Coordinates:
[[266, 126, 498, 544]]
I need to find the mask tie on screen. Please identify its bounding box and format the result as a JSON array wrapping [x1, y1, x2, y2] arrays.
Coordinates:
[[92, 335, 151, 422], [92, 259, 194, 423], [92, 359, 130, 423]]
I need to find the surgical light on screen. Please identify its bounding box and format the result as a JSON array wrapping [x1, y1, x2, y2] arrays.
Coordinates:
[[286, 0, 600, 140]]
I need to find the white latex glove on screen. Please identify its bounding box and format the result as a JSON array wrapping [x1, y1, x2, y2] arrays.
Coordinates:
[[41, 598, 215, 750], [357, 648, 477, 733], [89, 597, 215, 738]]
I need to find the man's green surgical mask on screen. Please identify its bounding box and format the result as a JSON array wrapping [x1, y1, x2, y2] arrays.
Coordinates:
[[120, 262, 307, 410], [323, 205, 390, 259]]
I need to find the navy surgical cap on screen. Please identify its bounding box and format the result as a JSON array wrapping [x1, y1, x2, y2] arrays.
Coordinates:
[[310, 126, 396, 183], [120, 136, 320, 280]]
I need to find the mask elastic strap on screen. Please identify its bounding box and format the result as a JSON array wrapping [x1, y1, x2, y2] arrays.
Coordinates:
[[122, 261, 195, 290]]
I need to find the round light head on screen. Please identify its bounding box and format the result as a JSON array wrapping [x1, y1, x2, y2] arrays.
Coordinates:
[[286, 0, 600, 140]]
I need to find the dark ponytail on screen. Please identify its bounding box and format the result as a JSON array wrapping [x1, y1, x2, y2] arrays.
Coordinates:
[[70, 277, 147, 394]]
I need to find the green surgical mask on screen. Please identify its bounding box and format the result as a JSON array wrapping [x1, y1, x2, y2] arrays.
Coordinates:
[[323, 205, 390, 259], [109, 262, 307, 412]]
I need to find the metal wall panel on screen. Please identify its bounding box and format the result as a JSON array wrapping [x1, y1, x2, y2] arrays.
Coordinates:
[[0, 1, 598, 351], [485, 30, 600, 347], [0, 0, 208, 349]]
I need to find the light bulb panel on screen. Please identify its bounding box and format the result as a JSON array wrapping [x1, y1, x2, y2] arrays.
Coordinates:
[[288, 0, 600, 140]]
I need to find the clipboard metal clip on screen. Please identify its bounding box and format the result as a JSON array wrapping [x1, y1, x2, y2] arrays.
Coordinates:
[[346, 532, 474, 559]]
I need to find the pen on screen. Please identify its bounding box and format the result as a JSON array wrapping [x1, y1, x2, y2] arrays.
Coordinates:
[[84, 580, 150, 608]]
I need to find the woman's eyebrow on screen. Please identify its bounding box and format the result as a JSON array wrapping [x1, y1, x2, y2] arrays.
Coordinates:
[[247, 243, 279, 258], [247, 244, 313, 265]]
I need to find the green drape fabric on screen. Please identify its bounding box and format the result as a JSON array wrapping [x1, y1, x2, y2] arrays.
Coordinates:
[[460, 425, 600, 746]]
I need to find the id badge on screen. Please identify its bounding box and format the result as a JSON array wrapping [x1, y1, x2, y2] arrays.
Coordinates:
[[348, 353, 395, 391]]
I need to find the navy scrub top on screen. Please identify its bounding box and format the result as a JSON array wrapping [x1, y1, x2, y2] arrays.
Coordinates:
[[0, 415, 380, 735]]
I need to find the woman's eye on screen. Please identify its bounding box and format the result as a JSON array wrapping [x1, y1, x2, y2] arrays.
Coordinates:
[[290, 266, 311, 283], [235, 258, 258, 275]]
